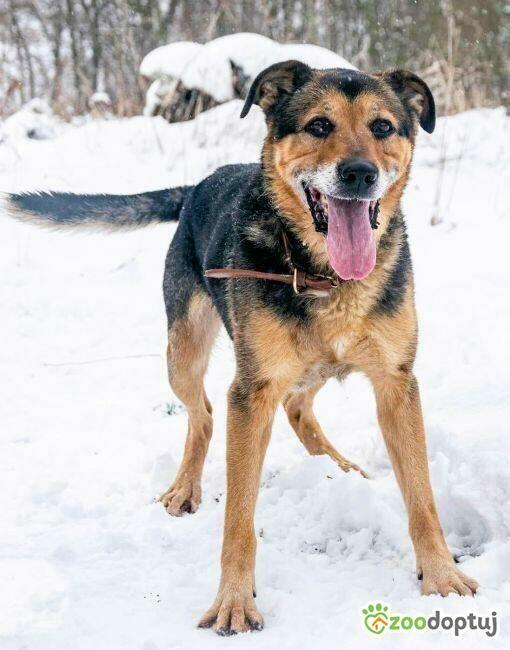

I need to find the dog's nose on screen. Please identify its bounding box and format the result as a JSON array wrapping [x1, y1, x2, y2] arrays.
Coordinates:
[[337, 159, 378, 193]]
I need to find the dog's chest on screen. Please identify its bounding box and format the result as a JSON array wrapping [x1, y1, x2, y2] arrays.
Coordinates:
[[292, 293, 373, 389], [314, 296, 368, 359], [292, 326, 361, 391], [292, 359, 351, 392]]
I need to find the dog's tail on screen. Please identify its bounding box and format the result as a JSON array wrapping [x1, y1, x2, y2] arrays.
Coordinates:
[[2, 186, 191, 231]]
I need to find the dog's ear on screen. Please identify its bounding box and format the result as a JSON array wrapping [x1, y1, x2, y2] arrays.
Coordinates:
[[240, 60, 312, 118], [377, 69, 435, 133]]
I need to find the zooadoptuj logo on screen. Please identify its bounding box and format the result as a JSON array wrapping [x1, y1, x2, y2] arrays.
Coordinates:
[[362, 603, 390, 634], [361, 602, 498, 638]]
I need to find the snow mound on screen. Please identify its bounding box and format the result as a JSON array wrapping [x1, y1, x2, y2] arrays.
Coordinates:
[[0, 99, 62, 141], [140, 33, 355, 115], [143, 79, 171, 117], [180, 47, 234, 103], [140, 40, 234, 103], [204, 32, 283, 78], [205, 32, 355, 76], [139, 41, 202, 80], [89, 92, 111, 107], [277, 42, 354, 70]]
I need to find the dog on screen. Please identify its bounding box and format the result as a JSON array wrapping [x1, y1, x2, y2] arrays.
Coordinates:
[[5, 61, 478, 635]]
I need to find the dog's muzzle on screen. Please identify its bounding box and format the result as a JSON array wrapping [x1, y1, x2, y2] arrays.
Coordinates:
[[303, 185, 380, 234]]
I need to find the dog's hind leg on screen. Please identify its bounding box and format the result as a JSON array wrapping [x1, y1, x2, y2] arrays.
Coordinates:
[[159, 291, 221, 516], [284, 383, 368, 478]]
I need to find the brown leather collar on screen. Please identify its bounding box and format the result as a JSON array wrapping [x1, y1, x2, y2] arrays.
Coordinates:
[[204, 232, 338, 297]]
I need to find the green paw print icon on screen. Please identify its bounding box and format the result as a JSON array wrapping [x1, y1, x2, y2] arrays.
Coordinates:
[[362, 603, 389, 634]]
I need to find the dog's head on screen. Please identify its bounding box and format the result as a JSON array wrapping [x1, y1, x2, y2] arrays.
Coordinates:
[[241, 62, 435, 281]]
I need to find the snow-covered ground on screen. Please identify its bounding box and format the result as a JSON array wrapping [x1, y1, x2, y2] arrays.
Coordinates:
[[1, 101, 509, 650]]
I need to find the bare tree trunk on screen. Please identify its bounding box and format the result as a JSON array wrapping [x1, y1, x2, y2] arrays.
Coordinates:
[[66, 0, 85, 111], [159, 0, 179, 42], [90, 0, 101, 91], [10, 4, 36, 99]]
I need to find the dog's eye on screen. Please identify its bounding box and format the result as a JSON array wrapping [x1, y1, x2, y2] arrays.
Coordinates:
[[304, 117, 334, 138], [370, 119, 395, 139]]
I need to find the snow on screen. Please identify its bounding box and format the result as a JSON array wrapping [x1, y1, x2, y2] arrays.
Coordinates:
[[0, 101, 266, 193], [204, 33, 355, 76], [139, 41, 202, 79], [143, 78, 179, 116], [140, 40, 234, 103], [204, 32, 282, 78], [181, 47, 234, 103], [277, 42, 354, 71], [0, 99, 61, 142], [89, 92, 112, 107], [1, 102, 510, 649], [140, 34, 354, 110]]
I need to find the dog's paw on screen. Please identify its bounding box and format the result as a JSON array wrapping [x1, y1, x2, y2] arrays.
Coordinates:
[[421, 561, 479, 597], [158, 475, 201, 516], [330, 450, 369, 479], [198, 587, 264, 635]]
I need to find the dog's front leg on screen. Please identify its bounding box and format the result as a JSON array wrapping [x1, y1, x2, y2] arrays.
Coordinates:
[[198, 376, 282, 635], [372, 371, 479, 596]]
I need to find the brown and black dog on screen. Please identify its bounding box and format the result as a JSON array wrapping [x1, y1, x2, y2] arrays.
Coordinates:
[[5, 61, 478, 635]]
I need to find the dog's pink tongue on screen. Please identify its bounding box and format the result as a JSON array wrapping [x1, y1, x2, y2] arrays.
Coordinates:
[[326, 197, 376, 280]]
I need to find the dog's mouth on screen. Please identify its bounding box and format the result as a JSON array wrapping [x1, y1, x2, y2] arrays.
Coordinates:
[[303, 184, 379, 281]]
